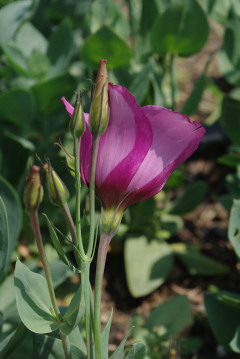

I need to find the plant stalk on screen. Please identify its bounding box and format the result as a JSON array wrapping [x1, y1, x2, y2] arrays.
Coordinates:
[[94, 233, 112, 359], [170, 53, 176, 110], [29, 211, 72, 359], [87, 135, 100, 258], [74, 137, 85, 256], [82, 261, 94, 359]]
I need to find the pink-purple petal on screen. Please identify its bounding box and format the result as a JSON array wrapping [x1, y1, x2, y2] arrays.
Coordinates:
[[121, 105, 205, 207], [92, 84, 152, 208], [61, 97, 74, 117]]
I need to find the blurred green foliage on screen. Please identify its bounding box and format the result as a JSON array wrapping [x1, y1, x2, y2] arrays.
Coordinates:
[[1, 0, 240, 357]]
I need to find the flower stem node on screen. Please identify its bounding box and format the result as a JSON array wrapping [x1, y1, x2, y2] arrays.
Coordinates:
[[101, 208, 123, 236], [89, 59, 110, 136], [70, 93, 85, 138], [43, 162, 69, 206], [23, 165, 44, 212]]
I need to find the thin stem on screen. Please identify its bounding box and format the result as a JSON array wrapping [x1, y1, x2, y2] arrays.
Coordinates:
[[29, 211, 72, 359], [74, 137, 85, 256], [60, 203, 78, 247], [94, 234, 112, 359], [87, 136, 100, 258], [126, 0, 136, 53], [82, 261, 94, 359], [29, 212, 61, 320], [60, 332, 72, 359], [170, 53, 176, 110]]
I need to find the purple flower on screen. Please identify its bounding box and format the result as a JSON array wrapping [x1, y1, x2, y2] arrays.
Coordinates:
[[62, 84, 205, 214]]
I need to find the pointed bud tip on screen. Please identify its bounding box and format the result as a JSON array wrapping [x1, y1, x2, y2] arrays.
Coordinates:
[[43, 162, 69, 206], [89, 59, 110, 136], [24, 165, 44, 212]]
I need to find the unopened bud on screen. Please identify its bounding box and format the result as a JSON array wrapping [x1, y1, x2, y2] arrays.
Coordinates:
[[55, 141, 75, 177], [70, 93, 85, 138], [89, 59, 110, 136], [23, 166, 44, 212], [43, 162, 69, 206]]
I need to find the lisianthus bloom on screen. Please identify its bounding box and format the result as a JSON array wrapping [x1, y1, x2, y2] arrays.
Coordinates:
[[62, 84, 205, 232]]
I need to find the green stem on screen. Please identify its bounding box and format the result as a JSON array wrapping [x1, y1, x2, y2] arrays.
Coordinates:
[[60, 332, 72, 359], [170, 53, 176, 110], [94, 233, 112, 359], [87, 136, 100, 258], [74, 137, 85, 256], [82, 261, 93, 359], [61, 203, 78, 247], [29, 211, 72, 359]]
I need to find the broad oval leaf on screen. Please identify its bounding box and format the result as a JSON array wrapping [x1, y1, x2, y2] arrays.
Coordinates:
[[14, 259, 59, 334], [171, 243, 229, 275], [0, 176, 22, 270], [15, 22, 48, 57], [81, 26, 131, 69], [228, 199, 240, 258], [205, 291, 240, 350], [0, 198, 9, 279], [61, 285, 85, 335], [32, 74, 77, 115], [125, 343, 146, 359], [0, 89, 36, 127], [146, 295, 193, 335], [0, 1, 33, 44], [124, 236, 173, 297], [151, 0, 209, 56], [230, 326, 240, 353], [33, 333, 86, 359], [220, 96, 240, 146], [47, 19, 73, 77], [169, 181, 207, 215]]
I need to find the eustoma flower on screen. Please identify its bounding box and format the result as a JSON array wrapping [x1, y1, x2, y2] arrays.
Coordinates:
[[62, 84, 205, 234]]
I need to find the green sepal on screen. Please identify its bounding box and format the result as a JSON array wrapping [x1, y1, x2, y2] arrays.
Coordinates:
[[43, 213, 81, 274]]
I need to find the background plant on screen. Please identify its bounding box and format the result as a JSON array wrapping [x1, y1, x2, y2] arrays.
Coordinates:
[[1, 0, 240, 358]]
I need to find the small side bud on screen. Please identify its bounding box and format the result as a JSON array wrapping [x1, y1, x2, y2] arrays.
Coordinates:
[[55, 141, 75, 177], [43, 162, 69, 206], [70, 93, 85, 138], [23, 166, 44, 212], [89, 59, 110, 136]]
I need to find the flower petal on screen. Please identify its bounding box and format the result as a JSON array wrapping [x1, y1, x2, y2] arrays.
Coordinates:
[[61, 97, 74, 117], [95, 84, 153, 208], [123, 105, 205, 207]]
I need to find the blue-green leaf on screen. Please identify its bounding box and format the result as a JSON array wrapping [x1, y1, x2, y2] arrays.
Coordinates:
[[228, 199, 240, 258], [81, 26, 131, 69], [151, 0, 209, 56], [125, 343, 146, 359], [0, 176, 22, 270], [101, 310, 113, 359], [61, 285, 85, 335], [0, 1, 33, 44], [33, 333, 86, 359], [124, 236, 173, 297], [14, 259, 59, 334], [0, 198, 9, 280], [47, 19, 73, 77]]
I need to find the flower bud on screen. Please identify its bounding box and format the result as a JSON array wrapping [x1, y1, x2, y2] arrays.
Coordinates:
[[89, 59, 110, 136], [43, 162, 69, 206], [23, 166, 44, 212], [55, 141, 75, 177], [69, 93, 85, 138]]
